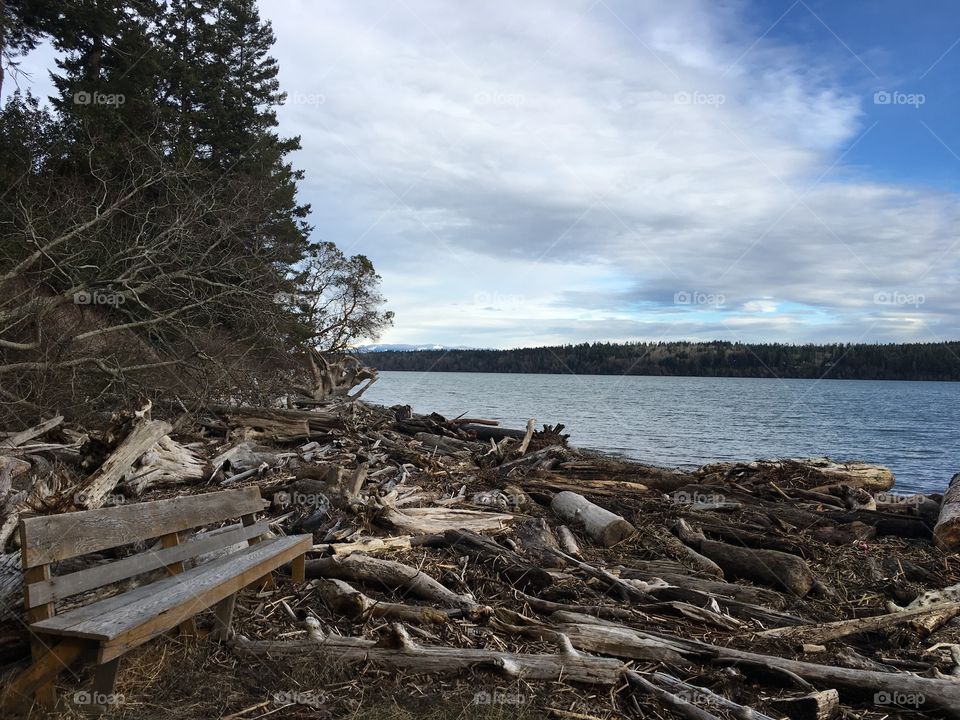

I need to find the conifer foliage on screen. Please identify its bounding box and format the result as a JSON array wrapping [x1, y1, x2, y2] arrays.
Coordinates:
[[0, 1, 392, 424]]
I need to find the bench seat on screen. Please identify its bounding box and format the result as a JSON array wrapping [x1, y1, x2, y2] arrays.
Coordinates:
[[31, 534, 310, 662]]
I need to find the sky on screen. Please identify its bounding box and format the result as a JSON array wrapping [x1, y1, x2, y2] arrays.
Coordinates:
[[6, 0, 960, 349]]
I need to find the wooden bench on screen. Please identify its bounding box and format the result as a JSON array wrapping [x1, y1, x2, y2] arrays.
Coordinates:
[[4, 487, 310, 713]]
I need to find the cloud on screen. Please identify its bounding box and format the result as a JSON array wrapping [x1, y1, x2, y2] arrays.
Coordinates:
[[9, 1, 959, 347]]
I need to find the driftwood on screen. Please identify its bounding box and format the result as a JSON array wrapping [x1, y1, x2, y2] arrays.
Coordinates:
[[0, 416, 63, 450], [677, 520, 815, 596], [296, 350, 378, 401], [71, 419, 171, 509], [232, 622, 625, 685], [768, 690, 840, 720], [649, 672, 778, 720], [439, 528, 554, 592], [122, 435, 205, 495], [760, 602, 960, 644], [556, 524, 581, 556], [304, 553, 479, 611], [551, 491, 634, 547], [378, 506, 515, 534], [934, 472, 960, 551], [315, 578, 452, 623], [647, 526, 724, 579], [0, 552, 21, 621], [219, 406, 346, 442], [515, 517, 563, 567]]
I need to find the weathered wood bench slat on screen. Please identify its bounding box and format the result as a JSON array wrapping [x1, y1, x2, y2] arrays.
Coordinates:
[[31, 535, 310, 642], [20, 487, 264, 568], [7, 486, 310, 712], [27, 520, 270, 607]]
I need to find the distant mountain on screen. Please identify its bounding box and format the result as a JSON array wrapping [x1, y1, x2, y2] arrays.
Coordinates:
[[354, 343, 473, 352]]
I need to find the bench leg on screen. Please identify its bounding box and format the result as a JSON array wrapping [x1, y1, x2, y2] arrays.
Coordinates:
[[1, 639, 83, 712], [291, 553, 306, 583], [211, 592, 237, 641], [89, 657, 121, 714]]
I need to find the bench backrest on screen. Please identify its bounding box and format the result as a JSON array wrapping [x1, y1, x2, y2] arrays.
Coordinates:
[[19, 487, 267, 614]]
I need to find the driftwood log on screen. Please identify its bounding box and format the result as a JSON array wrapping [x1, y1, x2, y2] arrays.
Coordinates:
[[551, 491, 634, 547], [304, 553, 480, 611], [934, 472, 960, 551], [72, 419, 171, 509], [232, 622, 625, 685]]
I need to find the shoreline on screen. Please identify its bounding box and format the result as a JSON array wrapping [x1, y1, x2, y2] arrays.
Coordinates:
[[1, 400, 958, 718]]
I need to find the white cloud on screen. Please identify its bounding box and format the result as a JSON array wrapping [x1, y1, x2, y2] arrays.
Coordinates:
[[9, 1, 959, 347]]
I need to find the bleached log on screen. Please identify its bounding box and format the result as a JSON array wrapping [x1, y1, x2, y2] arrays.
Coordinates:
[[556, 525, 581, 557], [759, 603, 960, 644], [0, 416, 63, 449], [123, 435, 205, 495], [312, 536, 413, 555], [518, 418, 535, 455], [304, 553, 479, 610], [934, 472, 960, 552], [71, 420, 171, 509], [219, 406, 345, 443], [551, 491, 634, 547], [550, 621, 960, 715], [231, 622, 625, 685], [315, 578, 451, 624], [379, 506, 514, 534]]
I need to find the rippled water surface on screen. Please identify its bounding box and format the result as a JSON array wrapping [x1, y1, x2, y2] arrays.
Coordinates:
[[364, 371, 959, 494]]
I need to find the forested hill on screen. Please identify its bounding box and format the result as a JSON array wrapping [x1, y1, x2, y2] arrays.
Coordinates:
[[358, 341, 960, 381]]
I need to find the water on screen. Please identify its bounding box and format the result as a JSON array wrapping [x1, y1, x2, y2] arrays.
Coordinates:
[[364, 371, 960, 494]]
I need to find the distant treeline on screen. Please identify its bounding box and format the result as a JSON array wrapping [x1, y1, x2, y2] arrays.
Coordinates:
[[358, 341, 960, 381]]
